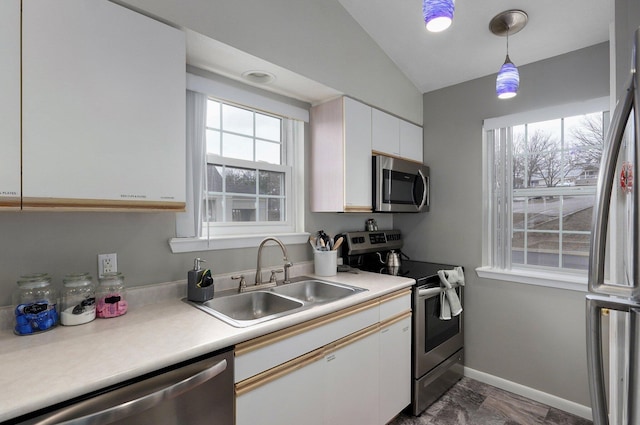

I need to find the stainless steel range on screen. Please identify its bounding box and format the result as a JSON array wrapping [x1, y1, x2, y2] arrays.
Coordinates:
[[341, 229, 464, 416]]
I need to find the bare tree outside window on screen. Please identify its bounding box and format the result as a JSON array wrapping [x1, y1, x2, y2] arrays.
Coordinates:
[[509, 112, 605, 271]]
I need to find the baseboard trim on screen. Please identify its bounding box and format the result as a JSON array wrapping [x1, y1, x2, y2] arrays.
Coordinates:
[[464, 367, 592, 420]]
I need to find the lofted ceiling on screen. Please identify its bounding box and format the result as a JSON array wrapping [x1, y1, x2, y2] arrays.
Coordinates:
[[337, 0, 611, 93], [185, 0, 611, 104]]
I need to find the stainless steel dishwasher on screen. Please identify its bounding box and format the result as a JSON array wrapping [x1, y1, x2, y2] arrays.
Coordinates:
[[15, 347, 234, 425]]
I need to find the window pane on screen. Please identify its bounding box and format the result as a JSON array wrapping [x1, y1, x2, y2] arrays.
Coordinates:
[[512, 197, 526, 230], [223, 104, 253, 136], [206, 100, 220, 129], [223, 133, 253, 161], [526, 196, 559, 231], [206, 129, 221, 155], [562, 237, 590, 270], [562, 195, 594, 232], [207, 165, 223, 192], [512, 230, 524, 265], [225, 167, 256, 194], [267, 198, 282, 221], [259, 171, 283, 195], [256, 113, 281, 141], [527, 232, 559, 267], [256, 140, 281, 165], [229, 195, 256, 222], [205, 196, 221, 222]]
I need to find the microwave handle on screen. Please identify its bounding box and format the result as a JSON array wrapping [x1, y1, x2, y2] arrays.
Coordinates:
[[417, 169, 429, 210]]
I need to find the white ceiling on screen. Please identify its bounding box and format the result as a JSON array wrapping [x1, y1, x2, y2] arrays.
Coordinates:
[[337, 0, 611, 93]]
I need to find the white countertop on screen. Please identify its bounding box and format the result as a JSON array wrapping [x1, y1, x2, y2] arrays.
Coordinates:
[[0, 270, 414, 423]]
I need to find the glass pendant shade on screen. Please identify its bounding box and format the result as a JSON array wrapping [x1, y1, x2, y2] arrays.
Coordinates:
[[496, 55, 519, 99], [423, 0, 454, 32]]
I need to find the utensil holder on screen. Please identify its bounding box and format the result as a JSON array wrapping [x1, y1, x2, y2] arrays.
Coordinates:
[[314, 250, 337, 276]]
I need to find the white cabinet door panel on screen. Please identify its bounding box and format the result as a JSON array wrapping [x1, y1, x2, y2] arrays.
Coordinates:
[[400, 120, 423, 163], [344, 97, 372, 210], [236, 356, 325, 425], [379, 315, 412, 424], [372, 108, 400, 156], [325, 330, 379, 425], [22, 0, 185, 209], [0, 0, 21, 209]]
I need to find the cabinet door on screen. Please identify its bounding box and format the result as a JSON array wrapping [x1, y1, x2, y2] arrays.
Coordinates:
[[22, 0, 186, 210], [0, 0, 21, 209], [325, 328, 379, 425], [379, 314, 412, 424], [372, 108, 400, 157], [236, 352, 325, 425], [343, 97, 372, 211], [400, 120, 424, 163]]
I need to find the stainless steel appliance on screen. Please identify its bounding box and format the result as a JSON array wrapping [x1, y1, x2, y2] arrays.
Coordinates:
[[15, 348, 234, 425], [342, 230, 463, 416], [586, 27, 640, 425], [373, 155, 430, 213]]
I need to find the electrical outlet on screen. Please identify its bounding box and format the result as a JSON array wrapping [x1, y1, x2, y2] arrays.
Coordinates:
[[98, 253, 118, 277]]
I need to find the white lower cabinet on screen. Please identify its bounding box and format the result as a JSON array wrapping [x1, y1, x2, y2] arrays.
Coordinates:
[[379, 314, 412, 423], [325, 327, 380, 425], [236, 351, 325, 425], [234, 290, 412, 425]]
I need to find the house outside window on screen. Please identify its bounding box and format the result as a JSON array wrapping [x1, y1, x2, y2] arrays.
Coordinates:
[[481, 100, 609, 287]]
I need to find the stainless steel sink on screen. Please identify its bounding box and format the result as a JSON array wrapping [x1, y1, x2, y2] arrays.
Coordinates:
[[270, 279, 365, 303], [188, 278, 367, 328], [192, 291, 304, 328]]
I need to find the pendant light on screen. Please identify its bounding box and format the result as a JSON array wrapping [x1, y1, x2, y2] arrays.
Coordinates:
[[423, 0, 454, 33], [489, 10, 528, 99]]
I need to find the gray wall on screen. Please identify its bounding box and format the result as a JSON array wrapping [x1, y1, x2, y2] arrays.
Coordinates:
[[395, 42, 610, 407]]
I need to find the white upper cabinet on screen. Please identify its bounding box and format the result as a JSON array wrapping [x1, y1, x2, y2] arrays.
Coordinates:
[[0, 0, 21, 210], [372, 108, 423, 163], [372, 108, 400, 157], [400, 120, 424, 162], [311, 96, 372, 212], [22, 0, 186, 210]]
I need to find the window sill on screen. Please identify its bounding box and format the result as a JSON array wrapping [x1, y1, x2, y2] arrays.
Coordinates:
[[475, 266, 588, 293], [169, 232, 311, 253]]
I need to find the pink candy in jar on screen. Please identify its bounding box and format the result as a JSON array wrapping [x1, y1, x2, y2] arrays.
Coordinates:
[[96, 272, 128, 318]]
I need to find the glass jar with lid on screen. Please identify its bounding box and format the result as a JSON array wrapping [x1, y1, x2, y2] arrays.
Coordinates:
[[96, 272, 128, 318], [60, 273, 96, 326], [13, 273, 58, 335]]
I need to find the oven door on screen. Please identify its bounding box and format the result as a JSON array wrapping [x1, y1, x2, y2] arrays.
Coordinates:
[[414, 284, 464, 379], [373, 155, 429, 213]]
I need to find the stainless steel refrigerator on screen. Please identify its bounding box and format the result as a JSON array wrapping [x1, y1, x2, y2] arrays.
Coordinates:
[[587, 27, 640, 425]]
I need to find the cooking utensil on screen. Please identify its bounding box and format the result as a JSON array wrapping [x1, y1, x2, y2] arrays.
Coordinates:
[[332, 237, 344, 251]]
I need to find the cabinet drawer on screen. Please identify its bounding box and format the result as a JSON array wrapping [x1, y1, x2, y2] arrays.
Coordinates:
[[379, 289, 411, 322], [235, 298, 379, 382]]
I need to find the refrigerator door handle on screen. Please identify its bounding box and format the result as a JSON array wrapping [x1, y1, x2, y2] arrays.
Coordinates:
[[587, 295, 640, 425], [630, 307, 640, 425], [588, 71, 636, 297]]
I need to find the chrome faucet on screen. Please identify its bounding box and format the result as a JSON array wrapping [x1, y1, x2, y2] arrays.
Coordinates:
[[255, 237, 293, 286]]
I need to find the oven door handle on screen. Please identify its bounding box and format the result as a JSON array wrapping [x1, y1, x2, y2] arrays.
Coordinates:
[[418, 283, 460, 299]]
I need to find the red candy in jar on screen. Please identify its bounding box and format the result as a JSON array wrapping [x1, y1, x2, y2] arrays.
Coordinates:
[[96, 272, 128, 318]]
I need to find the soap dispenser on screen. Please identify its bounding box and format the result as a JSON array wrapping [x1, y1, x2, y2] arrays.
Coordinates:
[[187, 258, 214, 302]]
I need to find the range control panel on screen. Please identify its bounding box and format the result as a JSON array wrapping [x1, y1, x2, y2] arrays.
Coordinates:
[[343, 230, 403, 255]]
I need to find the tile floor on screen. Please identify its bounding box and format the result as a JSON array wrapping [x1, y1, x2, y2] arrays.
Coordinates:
[[388, 377, 592, 425]]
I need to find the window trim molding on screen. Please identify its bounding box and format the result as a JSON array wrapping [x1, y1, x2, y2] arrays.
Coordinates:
[[169, 232, 310, 253], [475, 266, 588, 292], [481, 98, 608, 289]]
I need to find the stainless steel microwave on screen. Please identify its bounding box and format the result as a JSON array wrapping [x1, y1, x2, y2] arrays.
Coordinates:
[[373, 155, 430, 213]]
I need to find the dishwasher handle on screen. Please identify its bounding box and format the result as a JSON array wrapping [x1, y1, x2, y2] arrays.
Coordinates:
[[37, 358, 228, 425]]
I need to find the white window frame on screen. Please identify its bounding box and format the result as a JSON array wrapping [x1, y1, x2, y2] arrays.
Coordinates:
[[476, 97, 610, 291], [169, 73, 309, 253]]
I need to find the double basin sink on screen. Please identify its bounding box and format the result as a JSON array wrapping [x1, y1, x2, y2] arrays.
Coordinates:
[[190, 278, 367, 327]]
